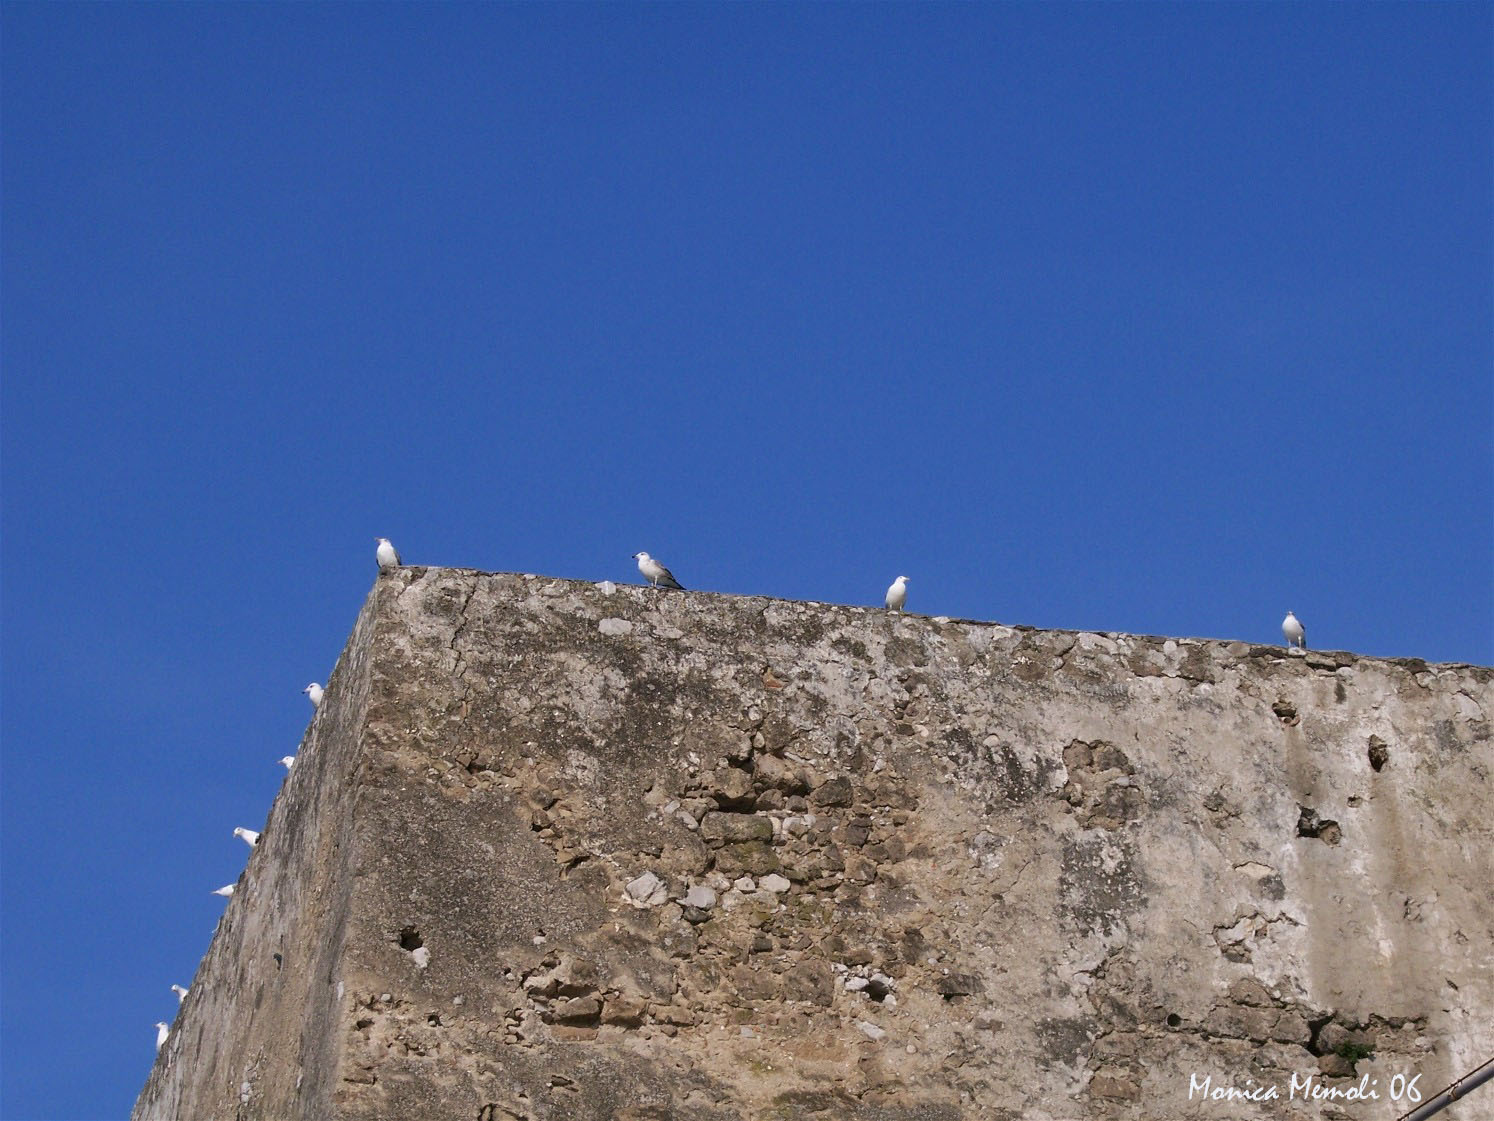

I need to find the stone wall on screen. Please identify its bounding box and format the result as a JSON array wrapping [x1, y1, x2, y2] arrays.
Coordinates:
[[134, 569, 1494, 1120]]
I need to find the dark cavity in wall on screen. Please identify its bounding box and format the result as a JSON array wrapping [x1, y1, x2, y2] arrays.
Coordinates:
[[399, 926, 424, 951], [1297, 807, 1341, 846], [1368, 736, 1390, 772]]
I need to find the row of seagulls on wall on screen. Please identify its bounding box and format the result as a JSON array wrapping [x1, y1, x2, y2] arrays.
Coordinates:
[[158, 568, 349, 1059], [375, 538, 1310, 647]]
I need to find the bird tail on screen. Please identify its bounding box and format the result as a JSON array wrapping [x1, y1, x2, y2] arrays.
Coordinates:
[[660, 575, 685, 590]]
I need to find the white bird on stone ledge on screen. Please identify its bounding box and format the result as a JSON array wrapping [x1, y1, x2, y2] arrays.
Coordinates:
[[1282, 610, 1306, 650], [885, 576, 909, 613], [303, 683, 324, 708], [212, 884, 236, 897], [279, 755, 296, 770], [233, 827, 260, 847], [171, 984, 189, 1003], [632, 552, 685, 590], [155, 1022, 170, 1052], [375, 537, 401, 571]]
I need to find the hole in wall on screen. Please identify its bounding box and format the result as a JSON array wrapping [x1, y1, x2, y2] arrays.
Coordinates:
[[1297, 807, 1342, 846], [1368, 736, 1390, 772], [1166, 1013, 1182, 1028], [399, 927, 424, 952]]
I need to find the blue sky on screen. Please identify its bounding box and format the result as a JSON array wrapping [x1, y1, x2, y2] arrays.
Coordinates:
[[2, 4, 1489, 1117]]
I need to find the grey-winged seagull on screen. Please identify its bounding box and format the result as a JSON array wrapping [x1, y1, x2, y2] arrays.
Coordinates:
[[233, 827, 259, 847], [375, 537, 401, 571], [633, 552, 684, 590], [303, 683, 324, 708], [171, 984, 189, 1003], [1282, 611, 1306, 650], [212, 884, 236, 897], [279, 755, 296, 770], [155, 1022, 170, 1052]]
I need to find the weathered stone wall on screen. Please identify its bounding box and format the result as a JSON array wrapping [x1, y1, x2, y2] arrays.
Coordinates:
[[135, 569, 1494, 1121]]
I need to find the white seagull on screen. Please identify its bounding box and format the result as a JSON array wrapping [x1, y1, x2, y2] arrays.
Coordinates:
[[279, 755, 296, 770], [632, 552, 684, 590], [303, 683, 324, 708], [171, 984, 189, 1003], [212, 884, 236, 897], [1282, 611, 1306, 650], [885, 576, 909, 613], [155, 1022, 170, 1052], [375, 537, 401, 571], [233, 827, 260, 847]]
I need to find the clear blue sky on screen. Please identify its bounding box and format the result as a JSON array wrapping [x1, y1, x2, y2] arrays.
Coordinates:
[[2, 3, 1489, 1117]]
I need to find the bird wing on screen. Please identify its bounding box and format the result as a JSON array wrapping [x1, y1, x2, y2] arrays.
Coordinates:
[[658, 566, 685, 590]]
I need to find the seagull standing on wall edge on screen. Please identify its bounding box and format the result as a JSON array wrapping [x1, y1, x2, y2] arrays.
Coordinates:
[[633, 552, 685, 590], [886, 576, 909, 613]]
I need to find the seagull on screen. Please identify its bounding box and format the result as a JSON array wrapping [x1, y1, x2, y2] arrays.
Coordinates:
[[1282, 610, 1306, 650], [375, 537, 401, 571], [155, 1022, 170, 1052], [279, 755, 296, 770], [171, 984, 189, 1003], [632, 552, 684, 590], [885, 576, 909, 613], [212, 884, 236, 897], [303, 683, 324, 708], [233, 827, 260, 847]]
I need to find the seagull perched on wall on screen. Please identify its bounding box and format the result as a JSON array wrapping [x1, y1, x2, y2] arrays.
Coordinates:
[[171, 984, 189, 1003], [885, 576, 909, 614], [279, 755, 296, 770], [303, 683, 324, 708], [375, 537, 401, 571], [212, 884, 236, 897], [233, 827, 260, 847], [633, 552, 684, 590], [1282, 611, 1306, 650], [155, 1022, 170, 1052]]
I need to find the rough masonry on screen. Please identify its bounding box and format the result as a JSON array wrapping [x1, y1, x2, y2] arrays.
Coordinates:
[[134, 569, 1494, 1120]]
